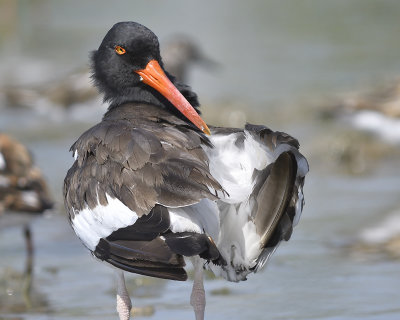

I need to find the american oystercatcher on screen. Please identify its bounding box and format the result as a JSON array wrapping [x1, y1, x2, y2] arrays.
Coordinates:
[[0, 133, 53, 270], [63, 21, 309, 320]]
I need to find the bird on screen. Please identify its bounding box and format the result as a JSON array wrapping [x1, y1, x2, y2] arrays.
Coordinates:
[[63, 21, 309, 320], [161, 35, 218, 83], [322, 79, 400, 144], [0, 133, 54, 275], [1, 67, 98, 111]]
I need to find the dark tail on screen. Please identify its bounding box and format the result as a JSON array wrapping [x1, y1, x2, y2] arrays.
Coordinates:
[[94, 237, 188, 281]]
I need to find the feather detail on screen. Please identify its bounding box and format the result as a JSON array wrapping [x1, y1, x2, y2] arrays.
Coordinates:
[[204, 125, 308, 281]]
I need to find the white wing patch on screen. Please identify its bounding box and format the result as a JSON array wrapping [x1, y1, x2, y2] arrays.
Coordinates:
[[168, 199, 220, 240], [71, 193, 138, 251], [202, 132, 275, 281], [204, 132, 270, 203]]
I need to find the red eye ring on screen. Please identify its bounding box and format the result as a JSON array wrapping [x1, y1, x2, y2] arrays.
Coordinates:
[[115, 46, 126, 55]]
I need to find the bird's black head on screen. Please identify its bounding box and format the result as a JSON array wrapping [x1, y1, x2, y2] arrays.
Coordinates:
[[92, 22, 161, 101], [91, 21, 210, 135]]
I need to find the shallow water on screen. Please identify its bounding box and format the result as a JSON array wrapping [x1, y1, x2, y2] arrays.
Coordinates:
[[1, 1, 400, 319]]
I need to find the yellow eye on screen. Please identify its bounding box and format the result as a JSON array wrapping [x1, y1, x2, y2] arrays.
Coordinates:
[[115, 46, 126, 55]]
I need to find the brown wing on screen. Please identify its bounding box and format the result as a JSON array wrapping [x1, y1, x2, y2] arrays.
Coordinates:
[[64, 103, 222, 218]]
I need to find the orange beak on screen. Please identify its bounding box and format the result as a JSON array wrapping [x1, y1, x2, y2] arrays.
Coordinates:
[[136, 60, 211, 135]]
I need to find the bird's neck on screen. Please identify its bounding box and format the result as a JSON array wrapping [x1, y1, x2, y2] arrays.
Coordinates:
[[103, 75, 202, 122], [105, 83, 170, 109]]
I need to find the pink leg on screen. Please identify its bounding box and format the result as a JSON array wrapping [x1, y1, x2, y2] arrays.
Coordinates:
[[190, 257, 205, 320], [115, 270, 132, 320]]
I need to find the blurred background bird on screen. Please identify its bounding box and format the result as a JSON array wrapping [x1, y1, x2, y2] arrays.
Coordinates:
[[0, 133, 53, 307], [161, 35, 219, 84], [0, 133, 53, 259]]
